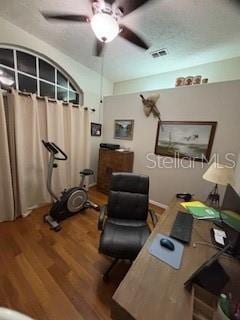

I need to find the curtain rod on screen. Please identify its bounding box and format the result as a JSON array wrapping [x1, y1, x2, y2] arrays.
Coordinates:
[[3, 89, 96, 112]]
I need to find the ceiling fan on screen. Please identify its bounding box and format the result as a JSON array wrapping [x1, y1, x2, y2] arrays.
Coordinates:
[[42, 0, 152, 56]]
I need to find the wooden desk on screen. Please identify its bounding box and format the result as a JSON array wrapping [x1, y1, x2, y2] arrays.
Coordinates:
[[112, 199, 240, 320]]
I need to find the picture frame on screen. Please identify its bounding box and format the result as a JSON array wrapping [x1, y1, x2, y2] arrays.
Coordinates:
[[114, 119, 134, 140], [193, 75, 202, 85], [184, 76, 194, 86], [175, 77, 185, 87], [155, 121, 217, 162], [91, 122, 102, 137]]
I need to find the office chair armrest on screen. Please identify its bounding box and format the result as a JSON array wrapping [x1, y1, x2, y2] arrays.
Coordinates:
[[98, 204, 108, 230], [148, 209, 158, 227]]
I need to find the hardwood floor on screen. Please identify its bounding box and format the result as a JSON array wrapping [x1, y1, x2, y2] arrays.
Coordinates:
[[0, 187, 164, 320]]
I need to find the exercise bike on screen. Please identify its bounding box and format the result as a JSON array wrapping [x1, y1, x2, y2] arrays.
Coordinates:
[[42, 140, 99, 231]]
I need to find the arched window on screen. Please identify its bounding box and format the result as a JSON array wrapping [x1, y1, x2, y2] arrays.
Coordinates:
[[0, 46, 83, 105]]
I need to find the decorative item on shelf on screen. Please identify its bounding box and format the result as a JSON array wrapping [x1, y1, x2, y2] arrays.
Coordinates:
[[175, 77, 185, 87], [91, 122, 102, 136], [155, 121, 217, 162], [184, 76, 194, 86], [203, 162, 234, 207], [175, 76, 208, 87], [114, 119, 134, 140], [202, 78, 209, 84], [193, 75, 202, 85], [140, 93, 161, 120]]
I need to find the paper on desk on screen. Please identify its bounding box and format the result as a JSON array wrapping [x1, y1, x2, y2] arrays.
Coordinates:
[[181, 201, 206, 209], [213, 229, 226, 245], [214, 229, 226, 238], [215, 235, 225, 245]]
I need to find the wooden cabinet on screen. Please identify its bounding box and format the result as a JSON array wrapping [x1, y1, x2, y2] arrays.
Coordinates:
[[97, 148, 134, 194]]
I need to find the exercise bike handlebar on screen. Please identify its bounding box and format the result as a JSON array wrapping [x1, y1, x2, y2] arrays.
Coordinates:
[[42, 140, 68, 161]]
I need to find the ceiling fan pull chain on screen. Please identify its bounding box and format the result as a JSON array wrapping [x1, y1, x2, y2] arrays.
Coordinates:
[[99, 53, 105, 105]]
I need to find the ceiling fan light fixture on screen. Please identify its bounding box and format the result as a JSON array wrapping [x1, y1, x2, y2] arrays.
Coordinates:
[[91, 13, 119, 43]]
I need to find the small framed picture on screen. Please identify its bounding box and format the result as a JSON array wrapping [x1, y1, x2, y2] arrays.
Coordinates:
[[91, 122, 102, 137], [175, 77, 185, 87], [193, 75, 202, 85], [184, 76, 193, 86], [114, 120, 134, 140]]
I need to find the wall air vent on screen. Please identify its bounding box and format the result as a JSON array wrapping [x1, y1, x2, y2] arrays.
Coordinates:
[[150, 49, 168, 58]]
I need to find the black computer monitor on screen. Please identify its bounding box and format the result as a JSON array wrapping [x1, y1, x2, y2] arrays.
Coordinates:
[[221, 184, 240, 258]]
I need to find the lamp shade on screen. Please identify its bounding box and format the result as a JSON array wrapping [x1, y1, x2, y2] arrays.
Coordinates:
[[203, 162, 234, 186]]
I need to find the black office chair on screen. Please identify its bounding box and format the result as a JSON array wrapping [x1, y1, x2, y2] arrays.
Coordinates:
[[98, 172, 158, 281]]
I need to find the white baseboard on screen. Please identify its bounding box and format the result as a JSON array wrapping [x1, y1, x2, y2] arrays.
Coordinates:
[[88, 183, 168, 209], [149, 199, 168, 210], [89, 182, 97, 188]]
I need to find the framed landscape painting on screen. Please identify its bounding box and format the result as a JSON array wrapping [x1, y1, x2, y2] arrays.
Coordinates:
[[114, 120, 134, 140], [155, 121, 217, 162]]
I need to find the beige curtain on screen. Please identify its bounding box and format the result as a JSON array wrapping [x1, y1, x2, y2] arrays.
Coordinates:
[[0, 92, 15, 221], [45, 98, 68, 196], [63, 104, 91, 187], [7, 91, 49, 217], [3, 90, 90, 219], [46, 99, 90, 193]]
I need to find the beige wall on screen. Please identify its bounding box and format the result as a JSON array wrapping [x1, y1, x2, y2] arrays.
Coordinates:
[[103, 80, 240, 206], [234, 154, 240, 193], [114, 57, 240, 96]]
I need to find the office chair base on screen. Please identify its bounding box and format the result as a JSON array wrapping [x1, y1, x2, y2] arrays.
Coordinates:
[[103, 259, 119, 281]]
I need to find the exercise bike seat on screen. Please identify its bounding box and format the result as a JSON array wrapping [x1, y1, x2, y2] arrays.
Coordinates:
[[80, 169, 94, 176]]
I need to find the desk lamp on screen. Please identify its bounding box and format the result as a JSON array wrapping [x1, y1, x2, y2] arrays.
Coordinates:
[[203, 162, 234, 207]]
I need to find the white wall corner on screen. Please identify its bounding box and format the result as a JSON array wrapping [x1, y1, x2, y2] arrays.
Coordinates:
[[234, 153, 240, 193]]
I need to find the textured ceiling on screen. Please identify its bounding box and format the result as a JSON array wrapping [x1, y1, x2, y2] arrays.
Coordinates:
[[0, 0, 240, 82]]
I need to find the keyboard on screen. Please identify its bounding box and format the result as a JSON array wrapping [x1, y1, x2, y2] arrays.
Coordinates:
[[170, 211, 193, 244]]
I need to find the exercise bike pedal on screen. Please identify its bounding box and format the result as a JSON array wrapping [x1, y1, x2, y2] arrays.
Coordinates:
[[43, 213, 61, 232], [89, 201, 100, 211], [51, 225, 62, 232], [83, 202, 91, 209]]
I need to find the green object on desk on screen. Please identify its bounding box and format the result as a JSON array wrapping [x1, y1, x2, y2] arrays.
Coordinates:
[[221, 210, 240, 232], [219, 294, 230, 318], [187, 206, 220, 219]]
